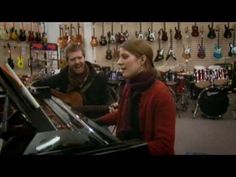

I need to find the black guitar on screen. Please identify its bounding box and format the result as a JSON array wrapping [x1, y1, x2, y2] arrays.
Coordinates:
[[19, 22, 26, 41], [207, 22, 216, 39], [161, 22, 168, 41], [5, 43, 15, 69], [105, 42, 112, 60], [224, 22, 233, 39], [99, 22, 107, 46], [174, 22, 182, 40], [191, 22, 199, 37], [35, 23, 42, 42], [154, 30, 164, 62]]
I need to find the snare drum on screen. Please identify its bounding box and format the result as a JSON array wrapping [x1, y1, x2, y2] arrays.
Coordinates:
[[193, 65, 210, 89]]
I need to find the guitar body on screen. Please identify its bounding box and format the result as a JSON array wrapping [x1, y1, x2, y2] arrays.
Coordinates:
[[166, 49, 176, 60], [191, 26, 199, 37], [74, 34, 83, 44], [105, 49, 113, 60], [161, 30, 168, 41], [174, 28, 182, 40], [182, 46, 191, 59], [229, 44, 236, 57], [35, 32, 42, 42], [90, 36, 98, 47], [99, 35, 107, 46], [213, 47, 222, 59], [8, 58, 14, 69], [224, 25, 232, 38], [207, 25, 216, 39], [17, 56, 24, 69], [10, 27, 18, 41], [197, 45, 206, 59], [1, 30, 9, 40], [154, 49, 164, 62], [19, 29, 27, 41], [28, 31, 35, 42]]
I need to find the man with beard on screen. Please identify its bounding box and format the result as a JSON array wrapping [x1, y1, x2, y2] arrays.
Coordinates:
[[32, 43, 112, 118]]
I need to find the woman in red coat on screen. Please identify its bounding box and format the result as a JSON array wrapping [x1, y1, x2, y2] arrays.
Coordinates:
[[96, 39, 176, 155]]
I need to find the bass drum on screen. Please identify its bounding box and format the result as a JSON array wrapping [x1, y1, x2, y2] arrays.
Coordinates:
[[198, 87, 229, 117]]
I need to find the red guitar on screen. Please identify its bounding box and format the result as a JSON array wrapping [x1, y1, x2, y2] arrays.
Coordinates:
[[28, 22, 35, 42]]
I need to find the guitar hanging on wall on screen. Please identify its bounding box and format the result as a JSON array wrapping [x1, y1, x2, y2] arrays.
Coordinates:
[[19, 22, 26, 42], [4, 43, 15, 69], [99, 22, 107, 46], [207, 22, 216, 39], [17, 46, 25, 69], [74, 23, 83, 44], [161, 22, 168, 41], [197, 29, 206, 59], [135, 22, 144, 39], [9, 22, 18, 41], [146, 22, 155, 42], [229, 24, 236, 57], [105, 40, 113, 60], [107, 22, 116, 44], [154, 30, 164, 62], [182, 27, 191, 59], [213, 27, 222, 59], [191, 22, 199, 37], [35, 23, 42, 42], [224, 22, 233, 39], [166, 29, 176, 61], [90, 23, 98, 47], [174, 22, 182, 40]]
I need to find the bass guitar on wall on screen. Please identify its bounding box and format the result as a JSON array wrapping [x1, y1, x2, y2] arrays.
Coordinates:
[[213, 27, 222, 59]]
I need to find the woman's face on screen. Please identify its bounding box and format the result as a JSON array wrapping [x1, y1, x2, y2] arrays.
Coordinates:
[[117, 48, 144, 79]]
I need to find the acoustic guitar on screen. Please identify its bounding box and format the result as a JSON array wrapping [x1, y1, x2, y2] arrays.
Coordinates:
[[51, 89, 109, 113], [74, 23, 83, 44], [90, 23, 99, 47]]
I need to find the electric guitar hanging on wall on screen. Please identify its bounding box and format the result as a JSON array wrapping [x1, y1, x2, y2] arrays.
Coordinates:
[[207, 22, 216, 39], [191, 22, 199, 37], [154, 30, 164, 62], [99, 22, 107, 46], [19, 22, 27, 41], [229, 24, 236, 57], [161, 22, 168, 41], [17, 46, 25, 69], [197, 30, 206, 59], [4, 43, 15, 69], [213, 27, 222, 59], [107, 22, 116, 44], [146, 22, 155, 42], [166, 29, 176, 61], [135, 22, 144, 39], [174, 22, 182, 40], [224, 22, 233, 39], [182, 27, 191, 59]]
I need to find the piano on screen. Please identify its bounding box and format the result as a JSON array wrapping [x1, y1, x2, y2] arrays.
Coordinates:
[[0, 64, 148, 155]]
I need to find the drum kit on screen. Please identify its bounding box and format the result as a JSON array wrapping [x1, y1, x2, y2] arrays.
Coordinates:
[[192, 65, 229, 119], [161, 64, 231, 119]]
